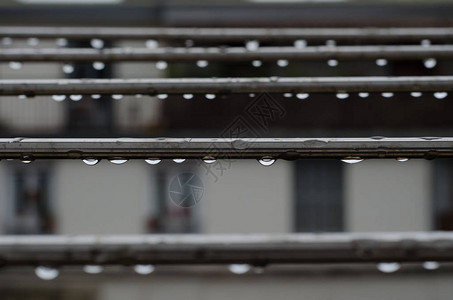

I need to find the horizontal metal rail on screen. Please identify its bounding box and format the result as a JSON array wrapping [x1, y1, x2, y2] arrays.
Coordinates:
[[0, 45, 452, 62], [0, 137, 451, 160], [0, 77, 452, 96], [1, 27, 453, 42], [0, 232, 452, 266]]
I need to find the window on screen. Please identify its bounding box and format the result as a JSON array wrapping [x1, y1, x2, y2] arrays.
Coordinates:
[[432, 159, 453, 230], [5, 163, 54, 234], [65, 41, 113, 134], [147, 163, 200, 233], [294, 159, 344, 232]]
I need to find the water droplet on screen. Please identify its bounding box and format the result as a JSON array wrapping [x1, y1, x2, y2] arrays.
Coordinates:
[[270, 76, 279, 82], [173, 158, 186, 163], [358, 92, 369, 98], [2, 37, 12, 45], [376, 58, 388, 66], [69, 94, 83, 101], [258, 157, 276, 166], [134, 264, 155, 275], [296, 93, 309, 100], [91, 94, 101, 99], [381, 92, 394, 98], [145, 158, 161, 165], [185, 39, 194, 47], [145, 39, 158, 49], [422, 261, 439, 270], [245, 40, 259, 51], [336, 92, 349, 99], [434, 92, 448, 99], [52, 95, 66, 102], [283, 93, 293, 98], [9, 61, 23, 70], [90, 38, 104, 49], [277, 59, 289, 67], [196, 60, 208, 68], [325, 39, 336, 47], [423, 58, 437, 69], [396, 157, 409, 162], [327, 59, 338, 67], [205, 94, 216, 100], [203, 156, 216, 164], [83, 158, 99, 166], [410, 92, 422, 98], [27, 37, 39, 46], [92, 61, 105, 70], [35, 266, 59, 280], [83, 265, 103, 274], [341, 157, 363, 164], [155, 61, 168, 70], [249, 93, 256, 98], [377, 262, 401, 273], [62, 64, 74, 74], [21, 156, 33, 164], [157, 94, 168, 100], [135, 94, 143, 98], [112, 94, 123, 100], [252, 60, 262, 67], [18, 95, 27, 99], [421, 39, 431, 47], [109, 158, 128, 165], [229, 264, 251, 274], [183, 94, 194, 100], [294, 39, 307, 49], [56, 38, 68, 47]]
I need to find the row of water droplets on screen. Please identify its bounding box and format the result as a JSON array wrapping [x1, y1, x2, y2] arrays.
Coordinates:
[[0, 36, 435, 50], [4, 37, 440, 71], [79, 156, 409, 167], [229, 262, 441, 275], [33, 260, 442, 280], [13, 90, 450, 103], [8, 156, 409, 166], [285, 91, 448, 100], [8, 58, 438, 73], [34, 264, 155, 280], [82, 157, 276, 167]]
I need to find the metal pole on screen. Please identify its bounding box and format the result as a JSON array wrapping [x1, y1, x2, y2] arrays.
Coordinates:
[[0, 45, 452, 62], [1, 26, 453, 42], [0, 232, 452, 266], [0, 77, 452, 96], [0, 137, 451, 160]]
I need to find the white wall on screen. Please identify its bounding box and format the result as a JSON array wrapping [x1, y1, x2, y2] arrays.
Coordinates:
[[345, 160, 432, 232], [99, 271, 453, 300], [113, 40, 163, 132], [54, 160, 152, 234], [199, 160, 293, 234], [0, 39, 65, 133]]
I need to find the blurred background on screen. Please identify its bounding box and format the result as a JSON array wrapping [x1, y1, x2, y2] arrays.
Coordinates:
[[1, 0, 453, 299]]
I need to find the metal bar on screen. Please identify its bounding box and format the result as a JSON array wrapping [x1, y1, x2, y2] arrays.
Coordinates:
[[0, 45, 452, 62], [1, 27, 453, 42], [0, 137, 450, 160], [0, 232, 452, 266], [0, 77, 452, 96]]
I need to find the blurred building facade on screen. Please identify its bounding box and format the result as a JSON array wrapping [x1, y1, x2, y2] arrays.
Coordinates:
[[0, 0, 452, 299]]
